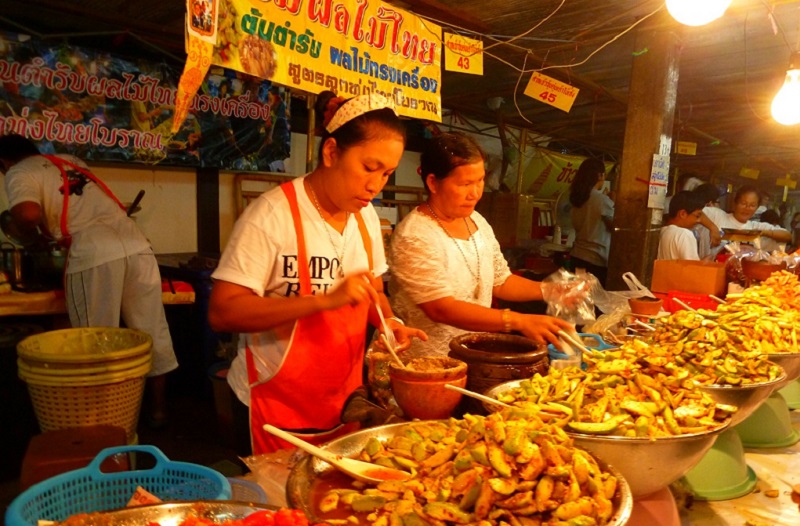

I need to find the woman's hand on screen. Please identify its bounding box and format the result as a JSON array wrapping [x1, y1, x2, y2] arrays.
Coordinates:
[[387, 319, 427, 352], [513, 313, 575, 346], [323, 272, 374, 310]]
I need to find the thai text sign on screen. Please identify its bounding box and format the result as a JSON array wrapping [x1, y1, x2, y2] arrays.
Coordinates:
[[648, 154, 670, 209], [213, 0, 442, 121], [524, 72, 579, 113], [444, 33, 483, 75], [0, 31, 291, 170], [522, 148, 612, 200]]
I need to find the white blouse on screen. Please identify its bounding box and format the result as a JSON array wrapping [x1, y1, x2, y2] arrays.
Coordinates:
[[388, 208, 512, 358]]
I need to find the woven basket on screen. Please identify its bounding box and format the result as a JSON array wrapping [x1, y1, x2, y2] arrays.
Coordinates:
[[26, 376, 145, 441]]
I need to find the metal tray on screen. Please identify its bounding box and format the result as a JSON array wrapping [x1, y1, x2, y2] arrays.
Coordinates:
[[286, 422, 633, 525], [52, 501, 276, 525]]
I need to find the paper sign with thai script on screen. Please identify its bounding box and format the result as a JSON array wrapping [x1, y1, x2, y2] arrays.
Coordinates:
[[523, 72, 579, 113], [213, 0, 442, 122], [444, 33, 483, 75], [676, 141, 696, 155], [648, 154, 670, 209], [187, 0, 219, 44], [776, 176, 797, 189]]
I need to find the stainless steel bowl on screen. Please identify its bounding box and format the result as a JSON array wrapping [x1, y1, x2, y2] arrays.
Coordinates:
[[766, 353, 800, 389], [48, 501, 275, 525], [486, 379, 731, 497], [286, 421, 633, 525], [699, 369, 786, 426]]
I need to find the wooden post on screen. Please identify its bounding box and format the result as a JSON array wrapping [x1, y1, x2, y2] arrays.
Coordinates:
[[606, 13, 680, 290], [306, 94, 316, 173]]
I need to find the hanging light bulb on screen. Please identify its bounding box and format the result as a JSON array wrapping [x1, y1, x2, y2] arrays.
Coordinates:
[[772, 54, 800, 126], [666, 0, 731, 27]]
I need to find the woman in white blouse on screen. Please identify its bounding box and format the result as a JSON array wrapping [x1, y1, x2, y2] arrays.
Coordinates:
[[389, 132, 574, 358], [704, 185, 790, 253]]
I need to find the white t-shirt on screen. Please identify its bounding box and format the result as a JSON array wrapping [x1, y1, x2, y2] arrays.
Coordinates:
[[703, 206, 789, 253], [570, 189, 614, 266], [213, 175, 388, 405], [658, 224, 699, 260], [4, 155, 151, 273], [388, 208, 512, 358]]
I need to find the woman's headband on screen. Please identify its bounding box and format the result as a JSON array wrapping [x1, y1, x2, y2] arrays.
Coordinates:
[[325, 93, 396, 133]]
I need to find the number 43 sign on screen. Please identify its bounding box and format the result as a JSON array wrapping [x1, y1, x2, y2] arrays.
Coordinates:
[[523, 72, 580, 113], [444, 33, 483, 76]]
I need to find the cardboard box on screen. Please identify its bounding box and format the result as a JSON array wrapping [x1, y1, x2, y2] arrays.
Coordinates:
[[650, 260, 727, 297]]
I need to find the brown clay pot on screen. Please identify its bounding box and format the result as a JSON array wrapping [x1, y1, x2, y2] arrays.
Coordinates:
[[389, 356, 467, 420], [628, 296, 663, 316], [741, 260, 786, 282], [448, 333, 548, 414]]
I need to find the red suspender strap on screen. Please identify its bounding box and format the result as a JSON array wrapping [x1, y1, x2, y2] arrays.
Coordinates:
[[354, 213, 373, 272], [279, 182, 312, 296]]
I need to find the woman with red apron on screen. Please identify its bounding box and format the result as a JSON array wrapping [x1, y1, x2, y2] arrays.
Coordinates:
[[208, 91, 426, 454]]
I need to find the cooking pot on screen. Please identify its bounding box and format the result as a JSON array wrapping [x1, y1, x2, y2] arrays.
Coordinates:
[[0, 242, 65, 291]]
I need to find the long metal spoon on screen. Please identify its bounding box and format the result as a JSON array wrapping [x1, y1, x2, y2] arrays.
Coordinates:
[[444, 384, 511, 408], [262, 424, 410, 484]]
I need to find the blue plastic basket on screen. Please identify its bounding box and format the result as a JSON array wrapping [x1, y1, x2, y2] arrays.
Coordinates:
[[228, 477, 268, 504], [6, 445, 232, 526], [548, 332, 615, 369]]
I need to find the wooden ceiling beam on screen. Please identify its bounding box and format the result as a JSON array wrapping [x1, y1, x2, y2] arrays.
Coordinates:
[[390, 0, 490, 33]]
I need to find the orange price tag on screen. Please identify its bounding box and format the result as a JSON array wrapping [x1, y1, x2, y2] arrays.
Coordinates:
[[444, 33, 483, 75], [524, 72, 579, 113]]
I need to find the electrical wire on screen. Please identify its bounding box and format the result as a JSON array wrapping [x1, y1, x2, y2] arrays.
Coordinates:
[[483, 0, 566, 53]]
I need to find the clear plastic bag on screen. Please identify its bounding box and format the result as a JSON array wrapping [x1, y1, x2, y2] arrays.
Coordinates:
[[591, 272, 655, 314], [541, 268, 597, 325]]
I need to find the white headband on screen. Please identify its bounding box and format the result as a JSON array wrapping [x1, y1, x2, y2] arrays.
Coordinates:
[[325, 93, 397, 133]]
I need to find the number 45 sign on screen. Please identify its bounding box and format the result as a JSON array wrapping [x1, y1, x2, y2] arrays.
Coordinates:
[[524, 72, 580, 113]]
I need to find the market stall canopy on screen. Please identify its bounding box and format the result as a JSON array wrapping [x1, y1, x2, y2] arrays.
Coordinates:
[[4, 0, 800, 186]]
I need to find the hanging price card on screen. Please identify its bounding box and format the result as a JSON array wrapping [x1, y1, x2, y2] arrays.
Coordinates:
[[524, 72, 579, 113], [444, 33, 483, 75]]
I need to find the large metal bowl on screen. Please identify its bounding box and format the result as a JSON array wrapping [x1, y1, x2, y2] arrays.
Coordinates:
[[485, 380, 731, 498], [32, 501, 276, 525], [286, 422, 633, 526], [766, 353, 800, 389], [698, 369, 786, 426]]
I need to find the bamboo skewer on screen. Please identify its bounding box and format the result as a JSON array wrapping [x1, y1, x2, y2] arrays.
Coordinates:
[[672, 297, 696, 312]]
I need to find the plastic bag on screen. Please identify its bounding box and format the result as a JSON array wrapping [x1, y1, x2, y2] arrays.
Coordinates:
[[591, 272, 655, 314], [541, 268, 597, 325], [241, 449, 301, 507]]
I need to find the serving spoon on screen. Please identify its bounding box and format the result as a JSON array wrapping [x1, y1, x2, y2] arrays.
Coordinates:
[[262, 424, 411, 484], [444, 384, 511, 408]]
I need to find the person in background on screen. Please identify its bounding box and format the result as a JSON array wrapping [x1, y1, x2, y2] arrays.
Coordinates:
[[692, 183, 723, 259], [389, 132, 575, 358], [752, 192, 771, 221], [791, 212, 800, 249], [704, 185, 791, 253], [0, 134, 177, 428], [569, 158, 614, 286], [759, 209, 781, 227], [657, 191, 707, 260], [208, 92, 425, 454]]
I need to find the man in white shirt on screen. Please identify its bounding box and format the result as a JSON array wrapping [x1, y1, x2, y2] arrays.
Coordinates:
[[658, 191, 707, 260]]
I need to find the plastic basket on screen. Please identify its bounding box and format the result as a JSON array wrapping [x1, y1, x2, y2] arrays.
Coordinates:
[[548, 333, 614, 369], [25, 376, 146, 440], [6, 445, 232, 526], [665, 290, 719, 313], [16, 327, 152, 364], [228, 477, 268, 504]]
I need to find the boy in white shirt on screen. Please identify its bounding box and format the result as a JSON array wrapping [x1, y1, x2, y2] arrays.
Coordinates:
[[657, 191, 707, 260]]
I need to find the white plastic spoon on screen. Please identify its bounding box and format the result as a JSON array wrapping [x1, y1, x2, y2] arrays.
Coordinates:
[[263, 424, 410, 484], [444, 384, 511, 408]]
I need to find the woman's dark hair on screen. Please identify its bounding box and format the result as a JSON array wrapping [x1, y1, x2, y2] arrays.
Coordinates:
[[569, 158, 606, 208], [734, 185, 760, 204], [693, 182, 720, 206], [314, 90, 406, 160], [419, 131, 485, 192], [759, 209, 781, 226], [0, 134, 41, 163]]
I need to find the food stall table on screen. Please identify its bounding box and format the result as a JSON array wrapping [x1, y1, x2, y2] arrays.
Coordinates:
[[681, 410, 800, 525]]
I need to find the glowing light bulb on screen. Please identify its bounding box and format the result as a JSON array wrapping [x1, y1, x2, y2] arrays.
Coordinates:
[[666, 0, 731, 27], [772, 69, 800, 126]]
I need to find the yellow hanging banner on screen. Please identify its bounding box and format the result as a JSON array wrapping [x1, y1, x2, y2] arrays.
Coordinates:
[[739, 167, 760, 180], [523, 72, 579, 113], [444, 33, 483, 75], [676, 141, 696, 155], [211, 0, 442, 122]]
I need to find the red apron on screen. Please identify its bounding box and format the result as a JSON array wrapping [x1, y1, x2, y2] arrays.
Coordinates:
[[246, 181, 374, 454]]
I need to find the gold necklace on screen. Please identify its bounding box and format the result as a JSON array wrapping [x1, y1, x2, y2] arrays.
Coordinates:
[[426, 203, 482, 299], [308, 180, 349, 278]]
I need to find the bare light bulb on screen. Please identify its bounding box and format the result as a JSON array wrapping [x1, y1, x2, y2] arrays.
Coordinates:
[[666, 0, 731, 26], [772, 69, 800, 126]]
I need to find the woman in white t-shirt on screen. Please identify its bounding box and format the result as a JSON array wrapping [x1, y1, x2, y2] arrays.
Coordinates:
[[704, 185, 791, 253], [569, 158, 615, 285], [208, 91, 424, 454], [389, 132, 574, 358]]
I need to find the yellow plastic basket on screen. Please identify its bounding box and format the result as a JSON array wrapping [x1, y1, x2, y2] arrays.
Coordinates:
[[26, 376, 145, 441], [16, 327, 152, 364], [17, 352, 152, 378]]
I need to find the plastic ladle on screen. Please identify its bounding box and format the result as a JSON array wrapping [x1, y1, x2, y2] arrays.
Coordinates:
[[262, 424, 410, 484]]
